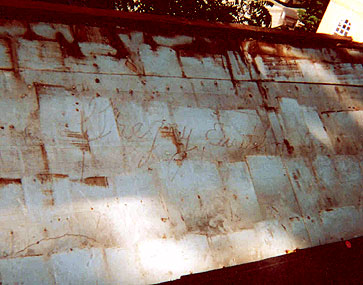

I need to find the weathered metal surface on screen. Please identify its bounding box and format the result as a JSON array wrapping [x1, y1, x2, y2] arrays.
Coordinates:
[[0, 1, 362, 284]]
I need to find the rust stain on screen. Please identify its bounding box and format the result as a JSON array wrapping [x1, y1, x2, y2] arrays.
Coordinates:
[[244, 40, 262, 75], [40, 143, 50, 173], [23, 23, 50, 41], [36, 173, 68, 184], [173, 37, 237, 59], [283, 139, 294, 155], [100, 27, 130, 59], [261, 102, 277, 112], [0, 178, 22, 187], [125, 58, 138, 73], [82, 176, 109, 187], [144, 33, 158, 52], [65, 130, 90, 152], [271, 206, 278, 212], [321, 109, 360, 114], [56, 31, 84, 59], [289, 216, 300, 221], [36, 174, 52, 184], [4, 37, 20, 79], [197, 194, 203, 207], [160, 125, 188, 165], [52, 173, 68, 179], [43, 188, 55, 206], [224, 51, 239, 97]]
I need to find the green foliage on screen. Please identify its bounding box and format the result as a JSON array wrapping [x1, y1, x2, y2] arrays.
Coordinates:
[[240, 0, 273, 27], [134, 0, 243, 23], [36, 0, 273, 27], [296, 0, 330, 32]]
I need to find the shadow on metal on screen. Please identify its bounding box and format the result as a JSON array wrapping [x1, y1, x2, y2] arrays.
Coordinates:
[[164, 236, 362, 284]]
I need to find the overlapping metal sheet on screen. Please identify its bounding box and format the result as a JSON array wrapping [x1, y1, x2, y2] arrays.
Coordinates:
[[0, 1, 362, 284]]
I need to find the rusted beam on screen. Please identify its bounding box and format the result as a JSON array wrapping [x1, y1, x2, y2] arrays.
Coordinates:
[[0, 0, 359, 48]]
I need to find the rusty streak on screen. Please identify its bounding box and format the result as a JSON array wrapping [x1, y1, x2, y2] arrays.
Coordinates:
[[81, 176, 109, 187], [56, 31, 84, 59], [321, 109, 360, 114], [0, 178, 22, 187], [40, 143, 50, 173], [4, 37, 20, 79]]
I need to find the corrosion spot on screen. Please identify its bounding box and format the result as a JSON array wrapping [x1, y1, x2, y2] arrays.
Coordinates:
[[56, 32, 84, 59], [261, 103, 277, 112], [233, 194, 238, 200], [0, 178, 21, 187], [45, 198, 55, 206], [161, 218, 168, 222], [101, 27, 130, 59], [144, 33, 158, 52], [40, 144, 50, 173], [9, 125, 14, 129], [82, 176, 109, 187], [0, 126, 4, 129], [95, 78, 100, 83], [283, 139, 294, 154], [36, 174, 53, 184], [42, 189, 53, 195], [160, 125, 188, 165]]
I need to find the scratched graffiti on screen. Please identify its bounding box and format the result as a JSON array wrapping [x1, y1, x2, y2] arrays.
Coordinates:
[[112, 103, 270, 168]]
